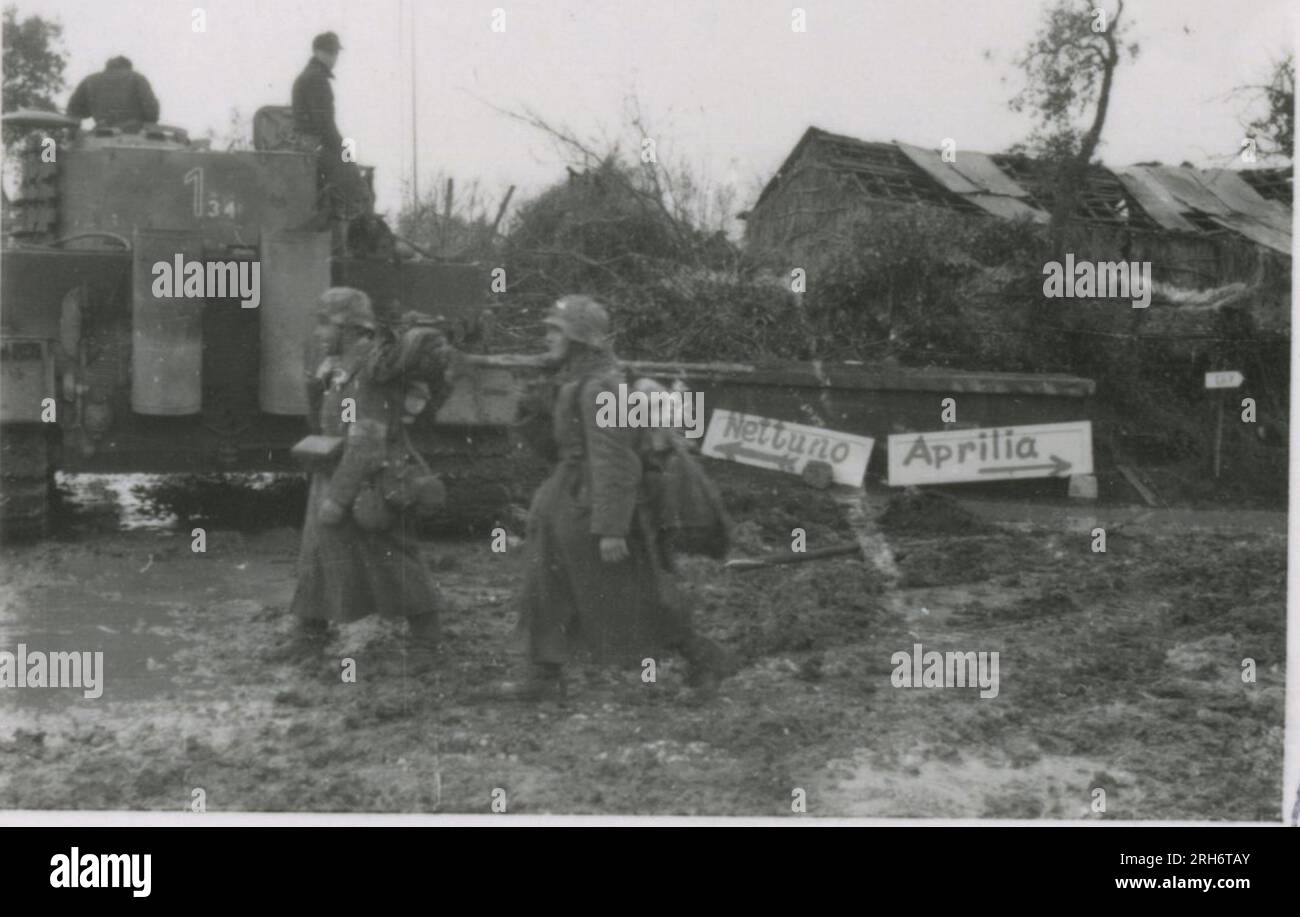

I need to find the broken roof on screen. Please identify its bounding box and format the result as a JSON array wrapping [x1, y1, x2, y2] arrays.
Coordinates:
[[752, 127, 1292, 255], [1113, 166, 1291, 255], [1240, 167, 1292, 207], [895, 142, 1050, 224]]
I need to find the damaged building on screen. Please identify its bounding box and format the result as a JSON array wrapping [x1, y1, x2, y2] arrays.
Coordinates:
[[742, 127, 1291, 324]]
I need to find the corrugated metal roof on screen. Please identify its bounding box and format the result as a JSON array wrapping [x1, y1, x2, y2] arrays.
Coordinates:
[[1200, 169, 1291, 234], [895, 142, 983, 194], [950, 151, 1033, 199], [1208, 213, 1291, 254], [752, 127, 1291, 254], [1114, 167, 1199, 232], [965, 194, 1050, 224], [895, 142, 1049, 224], [1145, 165, 1232, 215], [1117, 165, 1292, 254], [1239, 167, 1292, 206], [752, 128, 976, 212]]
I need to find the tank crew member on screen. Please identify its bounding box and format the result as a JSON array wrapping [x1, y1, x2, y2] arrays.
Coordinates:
[[66, 56, 160, 131], [277, 288, 454, 671], [506, 295, 730, 701], [291, 31, 374, 221]]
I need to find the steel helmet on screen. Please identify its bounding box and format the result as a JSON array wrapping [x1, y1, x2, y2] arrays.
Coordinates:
[[318, 287, 375, 331], [543, 294, 611, 350], [312, 31, 343, 52]]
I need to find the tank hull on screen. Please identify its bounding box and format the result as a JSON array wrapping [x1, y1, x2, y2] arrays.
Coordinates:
[[131, 229, 205, 415], [1, 244, 495, 474]]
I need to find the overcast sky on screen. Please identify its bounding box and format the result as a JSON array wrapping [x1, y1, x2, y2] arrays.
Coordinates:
[[7, 0, 1296, 226]]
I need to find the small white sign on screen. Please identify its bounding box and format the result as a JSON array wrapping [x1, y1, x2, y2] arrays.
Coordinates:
[[701, 409, 874, 486], [888, 421, 1093, 486], [1204, 371, 1244, 389]]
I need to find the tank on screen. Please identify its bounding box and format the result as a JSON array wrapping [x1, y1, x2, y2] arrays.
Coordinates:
[[0, 110, 496, 538], [0, 111, 1097, 541]]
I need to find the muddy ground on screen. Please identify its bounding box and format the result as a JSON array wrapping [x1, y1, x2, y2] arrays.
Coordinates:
[[0, 464, 1287, 819]]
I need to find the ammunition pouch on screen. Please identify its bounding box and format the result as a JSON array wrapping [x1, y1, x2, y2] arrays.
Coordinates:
[[352, 479, 395, 532], [374, 421, 446, 519], [375, 456, 446, 517]]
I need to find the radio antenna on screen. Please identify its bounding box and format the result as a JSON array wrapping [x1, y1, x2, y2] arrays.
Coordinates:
[[410, 0, 419, 207]]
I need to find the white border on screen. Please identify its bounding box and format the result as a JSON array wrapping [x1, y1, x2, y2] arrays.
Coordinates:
[[1283, 10, 1300, 820], [0, 810, 1280, 827]]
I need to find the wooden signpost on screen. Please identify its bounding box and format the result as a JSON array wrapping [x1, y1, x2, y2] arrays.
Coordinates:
[[887, 421, 1093, 487], [700, 409, 874, 487]]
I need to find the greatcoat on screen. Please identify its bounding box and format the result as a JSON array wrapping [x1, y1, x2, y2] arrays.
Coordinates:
[[514, 350, 694, 666], [290, 328, 450, 624]]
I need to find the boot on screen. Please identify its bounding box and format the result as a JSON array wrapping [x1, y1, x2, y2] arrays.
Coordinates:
[[495, 662, 567, 702]]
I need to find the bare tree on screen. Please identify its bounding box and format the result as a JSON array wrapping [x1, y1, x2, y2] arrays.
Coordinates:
[[1009, 0, 1138, 250], [1237, 53, 1294, 161], [487, 97, 741, 247], [396, 172, 513, 259]]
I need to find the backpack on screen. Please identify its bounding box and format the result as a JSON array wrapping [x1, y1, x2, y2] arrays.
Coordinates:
[[648, 435, 732, 558], [570, 371, 730, 559]]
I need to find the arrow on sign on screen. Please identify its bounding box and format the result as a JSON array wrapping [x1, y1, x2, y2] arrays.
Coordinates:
[[977, 455, 1072, 477], [714, 440, 798, 473]]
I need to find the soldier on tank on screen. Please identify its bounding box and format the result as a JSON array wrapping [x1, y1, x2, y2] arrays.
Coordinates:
[[290, 31, 374, 223], [66, 56, 160, 132], [275, 288, 454, 670], [503, 295, 731, 701]]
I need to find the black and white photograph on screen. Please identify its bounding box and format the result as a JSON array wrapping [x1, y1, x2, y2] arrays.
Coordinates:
[[0, 0, 1295, 841]]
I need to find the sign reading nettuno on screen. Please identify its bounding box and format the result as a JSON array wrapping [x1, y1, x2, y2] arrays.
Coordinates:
[[701, 409, 874, 486], [888, 421, 1093, 486]]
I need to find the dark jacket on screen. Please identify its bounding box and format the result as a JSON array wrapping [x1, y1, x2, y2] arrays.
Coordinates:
[[291, 327, 454, 623], [515, 350, 695, 665], [291, 56, 343, 151], [66, 65, 160, 127]]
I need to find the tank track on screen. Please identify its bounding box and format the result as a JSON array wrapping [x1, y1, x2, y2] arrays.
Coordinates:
[[0, 425, 54, 540]]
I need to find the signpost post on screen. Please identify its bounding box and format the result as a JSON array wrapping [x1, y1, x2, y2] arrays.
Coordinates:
[[886, 421, 1093, 487], [1204, 371, 1244, 479], [700, 409, 874, 487]]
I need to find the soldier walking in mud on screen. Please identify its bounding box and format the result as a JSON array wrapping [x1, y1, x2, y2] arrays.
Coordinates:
[[275, 288, 454, 670], [504, 295, 730, 701]]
